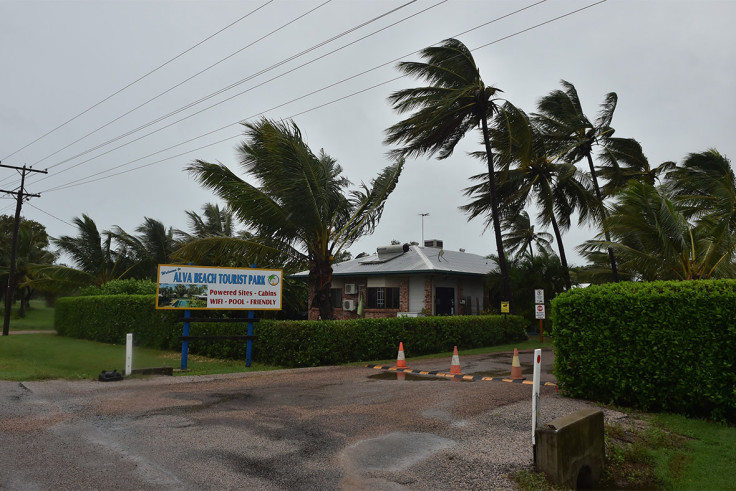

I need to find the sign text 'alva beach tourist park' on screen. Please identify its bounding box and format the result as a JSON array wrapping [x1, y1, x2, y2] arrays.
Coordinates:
[[156, 264, 283, 310]]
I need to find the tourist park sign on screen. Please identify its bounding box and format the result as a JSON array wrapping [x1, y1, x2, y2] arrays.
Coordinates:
[[156, 264, 283, 310]]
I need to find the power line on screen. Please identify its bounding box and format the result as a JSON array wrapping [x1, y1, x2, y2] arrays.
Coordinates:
[[36, 1, 605, 196], [0, 0, 275, 163], [25, 202, 75, 228], [27, 0, 434, 187], [26, 0, 334, 169], [37, 0, 562, 194], [27, 0, 415, 175]]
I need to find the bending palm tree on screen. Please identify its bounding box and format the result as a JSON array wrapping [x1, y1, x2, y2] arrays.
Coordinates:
[[29, 214, 134, 292], [463, 104, 592, 290], [112, 218, 179, 281], [182, 118, 403, 320], [533, 80, 620, 281], [385, 38, 512, 304]]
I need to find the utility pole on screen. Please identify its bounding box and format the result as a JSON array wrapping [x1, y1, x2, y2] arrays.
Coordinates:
[[1, 162, 48, 336]]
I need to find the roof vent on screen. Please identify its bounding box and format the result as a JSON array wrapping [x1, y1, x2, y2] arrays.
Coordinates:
[[424, 239, 443, 249]]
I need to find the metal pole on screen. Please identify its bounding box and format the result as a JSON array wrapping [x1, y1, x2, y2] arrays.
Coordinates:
[[539, 319, 544, 343], [181, 309, 191, 370], [419, 213, 429, 244], [246, 263, 256, 367], [531, 348, 542, 463], [125, 333, 133, 376]]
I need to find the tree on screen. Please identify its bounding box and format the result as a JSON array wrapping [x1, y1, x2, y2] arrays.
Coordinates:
[[462, 104, 593, 290], [533, 80, 621, 281], [111, 217, 179, 281], [181, 118, 403, 320], [501, 211, 553, 260], [30, 214, 134, 292], [384, 38, 512, 305], [578, 180, 736, 280], [176, 202, 237, 240], [0, 217, 55, 317]]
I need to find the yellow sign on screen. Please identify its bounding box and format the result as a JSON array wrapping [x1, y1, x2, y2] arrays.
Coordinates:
[[501, 301, 510, 313]]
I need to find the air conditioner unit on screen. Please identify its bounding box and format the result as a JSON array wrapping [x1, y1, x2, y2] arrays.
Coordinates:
[[342, 299, 356, 311], [344, 284, 358, 294]]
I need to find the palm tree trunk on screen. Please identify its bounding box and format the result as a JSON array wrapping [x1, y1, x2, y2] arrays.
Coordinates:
[[310, 256, 334, 320], [480, 116, 512, 306], [550, 215, 572, 290], [586, 153, 619, 282]]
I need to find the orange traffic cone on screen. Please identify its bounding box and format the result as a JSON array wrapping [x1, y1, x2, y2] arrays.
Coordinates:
[[450, 346, 463, 374], [510, 348, 524, 380], [396, 342, 407, 368]]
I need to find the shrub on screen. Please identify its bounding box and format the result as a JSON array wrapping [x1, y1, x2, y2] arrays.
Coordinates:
[[79, 279, 157, 296], [551, 280, 736, 422], [55, 294, 526, 368]]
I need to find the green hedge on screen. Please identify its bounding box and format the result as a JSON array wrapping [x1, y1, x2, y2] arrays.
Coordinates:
[[551, 280, 736, 422], [55, 295, 526, 367]]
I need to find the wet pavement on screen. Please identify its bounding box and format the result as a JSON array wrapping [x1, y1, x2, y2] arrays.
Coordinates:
[[1, 349, 624, 490]]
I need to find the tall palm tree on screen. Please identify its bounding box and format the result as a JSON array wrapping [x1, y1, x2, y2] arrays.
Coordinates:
[[463, 104, 593, 290], [533, 80, 621, 281], [181, 118, 404, 320], [384, 37, 512, 305]]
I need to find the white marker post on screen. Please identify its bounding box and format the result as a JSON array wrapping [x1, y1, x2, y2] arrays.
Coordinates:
[[531, 348, 542, 462], [125, 333, 133, 376]]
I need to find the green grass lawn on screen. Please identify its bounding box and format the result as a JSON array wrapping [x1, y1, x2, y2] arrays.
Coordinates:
[[0, 333, 279, 380], [6, 299, 56, 331]]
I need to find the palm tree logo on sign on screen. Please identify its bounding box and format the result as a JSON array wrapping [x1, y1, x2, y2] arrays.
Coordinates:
[[268, 274, 280, 286]]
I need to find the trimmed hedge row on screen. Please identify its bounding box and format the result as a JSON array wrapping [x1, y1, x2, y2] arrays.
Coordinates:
[[551, 280, 736, 422], [55, 294, 527, 367]]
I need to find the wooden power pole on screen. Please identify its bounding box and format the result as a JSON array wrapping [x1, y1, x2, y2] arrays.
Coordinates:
[[1, 163, 47, 336]]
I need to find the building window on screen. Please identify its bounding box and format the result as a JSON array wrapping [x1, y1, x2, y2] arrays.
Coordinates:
[[367, 287, 400, 309], [331, 288, 343, 308]]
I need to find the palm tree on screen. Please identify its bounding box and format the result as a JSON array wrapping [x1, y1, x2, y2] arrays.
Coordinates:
[[181, 118, 404, 320], [177, 202, 236, 240], [30, 215, 134, 293], [384, 37, 512, 305], [578, 180, 736, 280], [111, 218, 179, 281], [533, 80, 621, 281], [501, 211, 553, 260], [665, 149, 736, 230], [463, 104, 593, 290]]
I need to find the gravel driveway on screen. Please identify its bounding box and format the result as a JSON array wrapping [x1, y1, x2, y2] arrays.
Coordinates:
[[0, 350, 625, 490]]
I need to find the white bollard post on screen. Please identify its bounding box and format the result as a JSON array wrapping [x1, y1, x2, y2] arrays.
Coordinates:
[[531, 348, 542, 459], [125, 333, 133, 376]]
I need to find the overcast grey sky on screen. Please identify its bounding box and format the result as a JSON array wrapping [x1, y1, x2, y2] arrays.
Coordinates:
[[1, 0, 734, 265]]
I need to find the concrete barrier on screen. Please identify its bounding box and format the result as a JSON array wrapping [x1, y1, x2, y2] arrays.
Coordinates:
[[535, 408, 604, 490]]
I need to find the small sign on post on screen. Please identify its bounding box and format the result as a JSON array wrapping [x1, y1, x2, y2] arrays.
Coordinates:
[[535, 304, 545, 343], [535, 304, 546, 319], [501, 301, 510, 314], [534, 289, 544, 305]]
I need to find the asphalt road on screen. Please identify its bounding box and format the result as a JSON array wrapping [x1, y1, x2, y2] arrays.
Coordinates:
[[0, 350, 623, 490]]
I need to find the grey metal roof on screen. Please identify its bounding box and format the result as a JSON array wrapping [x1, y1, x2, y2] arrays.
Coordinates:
[[291, 246, 496, 278]]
